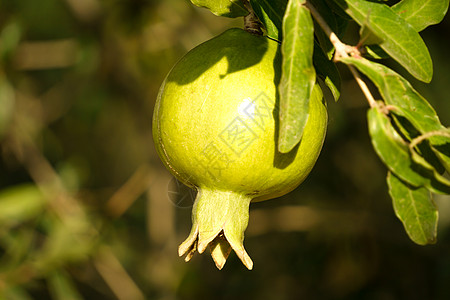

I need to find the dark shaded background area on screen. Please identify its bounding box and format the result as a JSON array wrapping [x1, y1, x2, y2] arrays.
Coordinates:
[[0, 0, 449, 299]]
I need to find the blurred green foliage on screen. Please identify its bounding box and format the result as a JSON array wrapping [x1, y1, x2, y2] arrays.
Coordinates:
[[0, 0, 449, 299]]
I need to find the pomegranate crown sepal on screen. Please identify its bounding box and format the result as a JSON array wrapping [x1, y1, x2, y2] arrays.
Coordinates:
[[178, 188, 254, 270]]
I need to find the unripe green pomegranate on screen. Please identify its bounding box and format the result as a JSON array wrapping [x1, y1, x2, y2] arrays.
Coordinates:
[[153, 28, 327, 270]]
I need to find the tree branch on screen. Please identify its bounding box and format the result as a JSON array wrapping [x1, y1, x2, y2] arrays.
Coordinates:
[[304, 0, 377, 108]]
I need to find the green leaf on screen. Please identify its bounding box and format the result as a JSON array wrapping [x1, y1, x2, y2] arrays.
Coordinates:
[[359, 25, 384, 46], [387, 172, 437, 245], [367, 106, 450, 194], [429, 132, 450, 173], [409, 144, 450, 188], [339, 56, 450, 172], [340, 57, 440, 131], [278, 0, 316, 153], [313, 42, 341, 101], [392, 116, 447, 174], [364, 45, 390, 60], [190, 0, 248, 17], [392, 0, 449, 32], [335, 0, 433, 82], [0, 184, 46, 226], [250, 0, 287, 41], [416, 129, 450, 173], [409, 129, 450, 174]]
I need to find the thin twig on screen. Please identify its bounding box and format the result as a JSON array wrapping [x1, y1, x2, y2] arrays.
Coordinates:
[[94, 246, 146, 300], [349, 67, 377, 108], [106, 164, 154, 218], [304, 1, 377, 108], [409, 129, 450, 150]]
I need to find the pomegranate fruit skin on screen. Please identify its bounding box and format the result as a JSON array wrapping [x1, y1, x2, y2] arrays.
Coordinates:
[[153, 28, 327, 269]]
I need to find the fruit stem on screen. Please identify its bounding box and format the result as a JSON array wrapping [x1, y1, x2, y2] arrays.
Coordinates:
[[178, 188, 254, 270]]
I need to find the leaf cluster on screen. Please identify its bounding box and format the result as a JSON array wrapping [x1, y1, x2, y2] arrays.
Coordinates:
[[189, 0, 450, 245]]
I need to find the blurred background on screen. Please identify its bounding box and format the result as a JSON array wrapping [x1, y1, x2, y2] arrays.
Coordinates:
[[0, 0, 449, 299]]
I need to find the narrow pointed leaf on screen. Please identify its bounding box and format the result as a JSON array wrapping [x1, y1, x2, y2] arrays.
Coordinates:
[[340, 57, 440, 130], [423, 129, 450, 173], [250, 0, 287, 41], [367, 107, 450, 194], [387, 172, 437, 245], [430, 134, 450, 173], [335, 0, 433, 82], [410, 146, 450, 189], [190, 0, 248, 17], [278, 0, 316, 153], [364, 45, 390, 59], [392, 0, 449, 32], [392, 117, 447, 174], [313, 42, 341, 101], [340, 56, 450, 173], [368, 107, 423, 187]]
